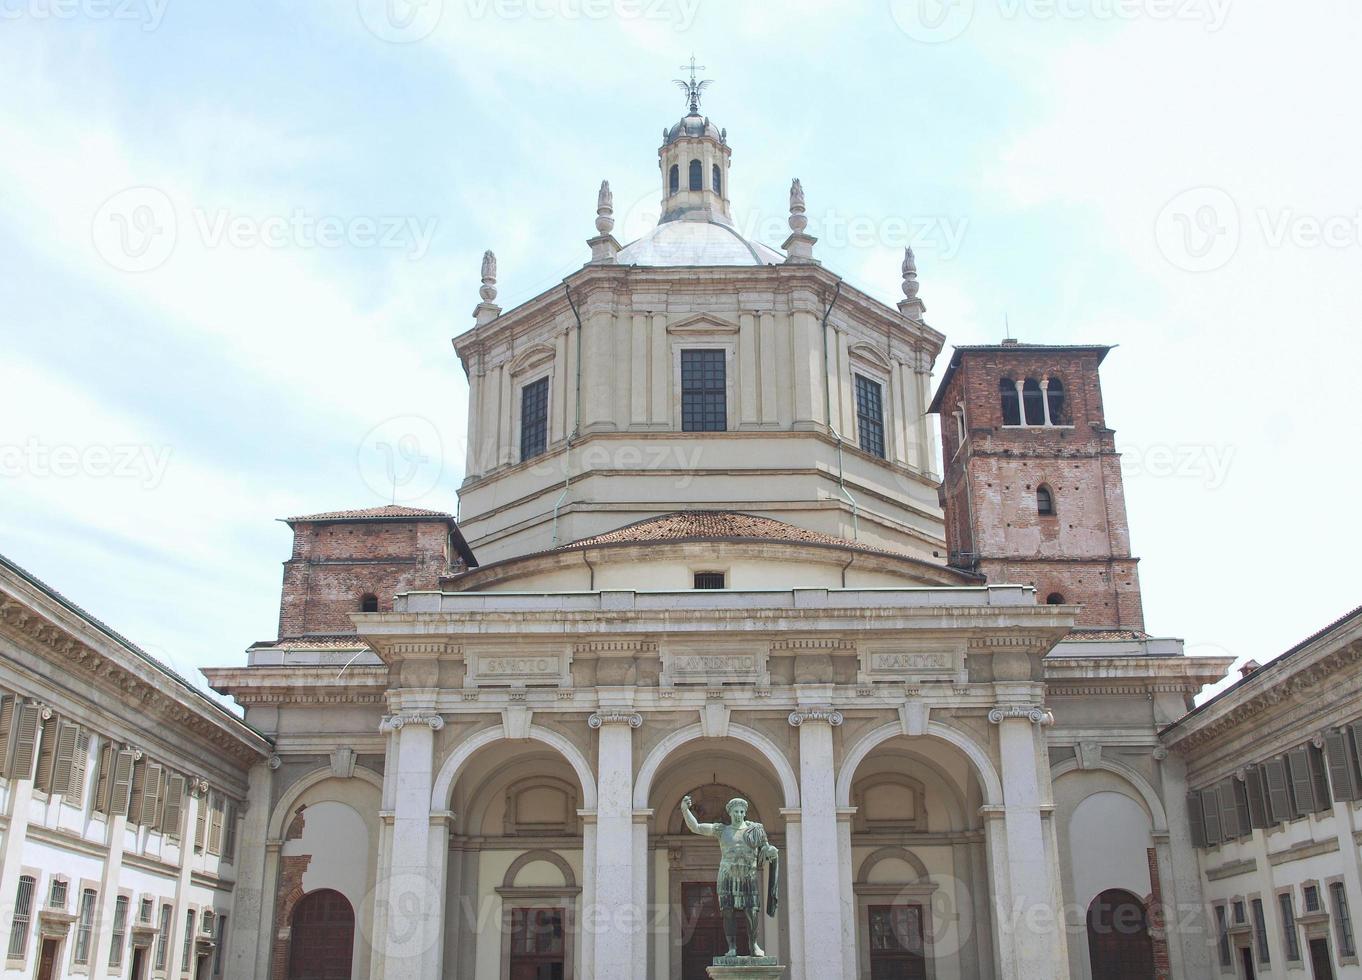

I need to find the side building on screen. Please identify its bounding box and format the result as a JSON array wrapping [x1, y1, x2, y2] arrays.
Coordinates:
[[1162, 606, 1362, 980], [0, 555, 270, 980]]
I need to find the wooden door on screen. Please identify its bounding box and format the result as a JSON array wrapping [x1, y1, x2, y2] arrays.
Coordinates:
[[1309, 937, 1336, 980], [37, 939, 60, 980], [867, 905, 926, 980], [508, 907, 565, 980], [1086, 889, 1154, 980], [681, 882, 749, 978], [288, 890, 355, 980], [130, 946, 146, 980]]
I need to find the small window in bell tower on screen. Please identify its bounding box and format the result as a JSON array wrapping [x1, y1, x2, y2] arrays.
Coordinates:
[[712, 164, 722, 194], [689, 159, 703, 191], [669, 164, 679, 195]]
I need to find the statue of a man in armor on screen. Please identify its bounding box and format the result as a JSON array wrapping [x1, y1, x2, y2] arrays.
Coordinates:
[[681, 794, 779, 958]]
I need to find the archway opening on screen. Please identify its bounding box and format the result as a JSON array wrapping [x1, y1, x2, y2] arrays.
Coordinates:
[[1086, 888, 1154, 980], [287, 890, 354, 980]]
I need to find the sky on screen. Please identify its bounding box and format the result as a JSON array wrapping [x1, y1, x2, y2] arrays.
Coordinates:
[[2, 0, 1359, 703]]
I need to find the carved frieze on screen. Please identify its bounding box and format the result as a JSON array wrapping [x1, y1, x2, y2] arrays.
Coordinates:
[[857, 640, 966, 687]]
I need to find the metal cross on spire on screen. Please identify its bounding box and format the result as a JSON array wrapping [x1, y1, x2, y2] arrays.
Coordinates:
[[673, 55, 712, 114]]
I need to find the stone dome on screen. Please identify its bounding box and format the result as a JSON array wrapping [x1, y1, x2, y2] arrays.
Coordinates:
[[664, 112, 723, 145]]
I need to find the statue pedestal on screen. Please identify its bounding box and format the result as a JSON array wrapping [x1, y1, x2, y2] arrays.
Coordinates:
[[707, 956, 786, 979]]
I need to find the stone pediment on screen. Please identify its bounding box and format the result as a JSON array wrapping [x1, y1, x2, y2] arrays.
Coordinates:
[[664, 312, 740, 335]]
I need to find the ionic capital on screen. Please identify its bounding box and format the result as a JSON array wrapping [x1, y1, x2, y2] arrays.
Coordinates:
[[788, 707, 844, 728], [987, 705, 1054, 726], [380, 712, 446, 733], [588, 711, 643, 729]]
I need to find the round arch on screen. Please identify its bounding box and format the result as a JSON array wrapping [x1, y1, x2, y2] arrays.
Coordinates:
[[1051, 756, 1169, 833], [855, 846, 930, 884], [267, 765, 384, 840], [836, 721, 1003, 808], [430, 724, 597, 812], [633, 722, 800, 810], [501, 849, 578, 890]]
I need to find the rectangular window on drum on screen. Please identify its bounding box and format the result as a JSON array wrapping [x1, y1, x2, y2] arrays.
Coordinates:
[[519, 377, 549, 462], [855, 374, 886, 458], [681, 349, 727, 432]]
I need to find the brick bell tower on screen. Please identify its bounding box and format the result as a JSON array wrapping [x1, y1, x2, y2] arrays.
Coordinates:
[[928, 341, 1144, 631]]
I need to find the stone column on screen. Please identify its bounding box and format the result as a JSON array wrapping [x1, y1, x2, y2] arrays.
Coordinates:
[[836, 808, 857, 979], [579, 816, 597, 976], [989, 705, 1067, 979], [632, 810, 652, 979], [790, 703, 846, 979], [0, 704, 46, 961], [165, 783, 204, 980], [1154, 748, 1209, 978], [222, 761, 272, 980], [589, 709, 641, 979], [90, 810, 128, 980], [377, 708, 445, 980], [780, 812, 806, 980]]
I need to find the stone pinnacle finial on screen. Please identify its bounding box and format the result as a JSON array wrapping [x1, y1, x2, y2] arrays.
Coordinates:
[[898, 246, 927, 320], [788, 178, 807, 233], [596, 180, 615, 235], [479, 250, 497, 303]]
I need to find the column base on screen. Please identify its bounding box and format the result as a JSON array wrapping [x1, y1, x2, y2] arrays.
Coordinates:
[[707, 956, 786, 978]]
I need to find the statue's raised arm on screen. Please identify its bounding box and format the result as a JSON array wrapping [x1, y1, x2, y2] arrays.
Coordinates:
[[680, 794, 720, 837]]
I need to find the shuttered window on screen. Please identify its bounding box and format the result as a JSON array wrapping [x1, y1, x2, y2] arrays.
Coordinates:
[[1187, 792, 1207, 847], [161, 774, 186, 838], [127, 758, 147, 823], [94, 742, 114, 813], [8, 875, 35, 958], [208, 793, 225, 854], [1218, 778, 1242, 840], [110, 750, 136, 817], [1245, 765, 1270, 828], [1287, 746, 1330, 817], [140, 763, 164, 828], [11, 702, 42, 780], [222, 800, 238, 863], [1326, 729, 1361, 801], [1201, 786, 1223, 844], [0, 693, 15, 777], [61, 728, 91, 807], [1263, 757, 1294, 823], [51, 721, 81, 796], [195, 793, 209, 851], [33, 715, 58, 792]]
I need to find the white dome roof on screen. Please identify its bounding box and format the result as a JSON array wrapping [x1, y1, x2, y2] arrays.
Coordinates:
[[617, 215, 784, 267]]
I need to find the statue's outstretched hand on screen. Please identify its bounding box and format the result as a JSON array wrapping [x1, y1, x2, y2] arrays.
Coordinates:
[[681, 795, 693, 811]]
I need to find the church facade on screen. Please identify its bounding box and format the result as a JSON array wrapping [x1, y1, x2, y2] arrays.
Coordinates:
[[198, 86, 1236, 980]]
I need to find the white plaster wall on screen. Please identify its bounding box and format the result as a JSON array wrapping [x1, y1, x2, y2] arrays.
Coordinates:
[[1067, 791, 1153, 911], [291, 800, 370, 908]]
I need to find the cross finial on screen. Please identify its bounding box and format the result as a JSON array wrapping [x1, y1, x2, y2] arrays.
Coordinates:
[[673, 54, 712, 114]]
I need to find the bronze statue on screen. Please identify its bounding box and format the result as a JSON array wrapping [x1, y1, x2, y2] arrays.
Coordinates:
[[681, 794, 779, 959]]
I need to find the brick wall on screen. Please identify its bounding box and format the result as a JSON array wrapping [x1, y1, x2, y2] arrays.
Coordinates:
[[936, 345, 1145, 630], [278, 520, 461, 637]]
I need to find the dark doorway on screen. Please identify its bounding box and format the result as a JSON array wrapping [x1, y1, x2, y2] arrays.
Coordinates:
[[1309, 937, 1336, 980], [681, 882, 749, 979], [508, 907, 565, 980], [130, 946, 146, 980], [287, 889, 355, 980], [37, 939, 60, 980], [1086, 889, 1154, 980], [867, 904, 927, 979], [1240, 946, 1257, 979]]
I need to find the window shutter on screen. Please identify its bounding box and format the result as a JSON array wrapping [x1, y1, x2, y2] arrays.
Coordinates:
[[1233, 778, 1252, 837], [126, 758, 147, 824], [208, 793, 225, 854], [110, 750, 136, 817], [222, 800, 238, 862], [1264, 757, 1293, 822], [140, 764, 164, 827], [64, 729, 90, 807], [1187, 792, 1207, 847], [1218, 779, 1241, 839], [1201, 786, 1223, 844], [0, 694, 14, 777], [1287, 747, 1317, 816], [51, 721, 80, 796], [1350, 722, 1362, 787], [1245, 766, 1270, 828], [1308, 744, 1332, 812], [195, 792, 208, 850], [1326, 730, 1360, 801], [94, 743, 113, 814], [33, 715, 58, 792], [12, 702, 41, 779], [161, 774, 186, 837]]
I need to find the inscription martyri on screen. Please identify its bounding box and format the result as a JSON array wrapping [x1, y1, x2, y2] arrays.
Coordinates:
[[869, 653, 951, 671], [858, 643, 966, 687]]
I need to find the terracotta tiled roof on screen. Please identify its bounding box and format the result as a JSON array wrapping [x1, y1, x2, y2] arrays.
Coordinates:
[[283, 505, 454, 523], [564, 512, 953, 568], [1064, 628, 1150, 642]]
